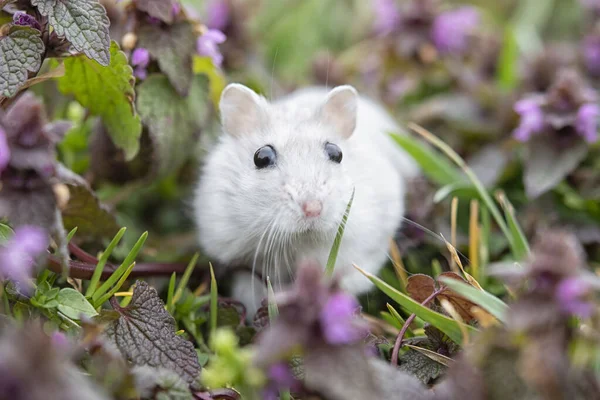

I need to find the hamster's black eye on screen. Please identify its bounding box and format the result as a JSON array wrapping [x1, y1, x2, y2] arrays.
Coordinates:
[[325, 142, 342, 163], [254, 145, 277, 169]]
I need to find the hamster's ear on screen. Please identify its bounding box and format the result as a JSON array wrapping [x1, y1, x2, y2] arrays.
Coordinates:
[[219, 83, 268, 137], [317, 85, 357, 139]]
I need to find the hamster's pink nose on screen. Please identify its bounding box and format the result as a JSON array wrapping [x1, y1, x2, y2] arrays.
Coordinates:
[[302, 200, 322, 217]]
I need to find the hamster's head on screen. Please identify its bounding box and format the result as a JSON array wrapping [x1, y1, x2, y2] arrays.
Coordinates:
[[205, 83, 358, 239]]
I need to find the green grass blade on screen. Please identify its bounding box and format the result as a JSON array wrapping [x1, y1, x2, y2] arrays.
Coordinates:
[[91, 231, 147, 303], [209, 263, 217, 337], [495, 25, 519, 90], [266, 277, 279, 320], [438, 277, 509, 323], [390, 133, 466, 186], [496, 192, 530, 259], [95, 262, 136, 306], [406, 124, 522, 260], [166, 272, 177, 313], [355, 265, 477, 344], [85, 227, 127, 298], [173, 253, 199, 305], [325, 188, 355, 277], [386, 303, 406, 325], [65, 227, 78, 243]]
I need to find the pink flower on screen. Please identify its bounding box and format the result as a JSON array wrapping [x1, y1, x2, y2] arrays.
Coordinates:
[[372, 0, 401, 36], [131, 48, 150, 80], [319, 292, 366, 345], [431, 7, 480, 55], [556, 277, 594, 318], [196, 29, 226, 66], [576, 103, 599, 143], [206, 0, 230, 31], [513, 98, 545, 142], [582, 35, 600, 77], [0, 226, 48, 292], [0, 127, 10, 173]]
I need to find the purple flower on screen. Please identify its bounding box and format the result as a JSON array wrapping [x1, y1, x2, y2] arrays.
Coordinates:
[[372, 0, 401, 36], [431, 7, 480, 55], [51, 331, 69, 350], [583, 35, 600, 77], [196, 29, 226, 66], [0, 127, 10, 173], [12, 11, 42, 31], [206, 0, 230, 31], [556, 277, 594, 318], [0, 226, 48, 292], [576, 103, 599, 143], [319, 292, 366, 345], [513, 98, 545, 142], [262, 362, 300, 399], [172, 2, 181, 16], [131, 48, 150, 80]]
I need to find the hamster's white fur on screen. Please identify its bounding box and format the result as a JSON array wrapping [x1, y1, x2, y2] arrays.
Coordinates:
[[194, 84, 417, 315]]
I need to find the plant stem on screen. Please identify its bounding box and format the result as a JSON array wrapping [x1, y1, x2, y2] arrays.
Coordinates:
[[391, 288, 444, 366]]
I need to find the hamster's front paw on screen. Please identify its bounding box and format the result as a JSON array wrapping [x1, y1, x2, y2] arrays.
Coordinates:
[[231, 271, 267, 320]]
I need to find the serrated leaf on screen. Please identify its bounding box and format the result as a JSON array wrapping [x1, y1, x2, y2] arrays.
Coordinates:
[[106, 281, 201, 384], [61, 183, 120, 242], [32, 0, 110, 65], [57, 288, 99, 319], [398, 348, 445, 385], [136, 74, 210, 176], [134, 0, 178, 24], [216, 303, 242, 328], [524, 135, 588, 199], [137, 21, 196, 96], [0, 26, 44, 97], [58, 41, 142, 160]]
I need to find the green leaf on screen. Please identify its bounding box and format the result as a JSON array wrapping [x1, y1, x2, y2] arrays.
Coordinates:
[[56, 288, 98, 319], [496, 193, 530, 261], [32, 0, 110, 65], [438, 277, 508, 323], [85, 227, 127, 298], [61, 182, 120, 242], [0, 26, 44, 97], [135, 0, 179, 24], [136, 74, 211, 176], [0, 223, 14, 245], [325, 188, 354, 277], [267, 277, 278, 321], [193, 56, 226, 107], [209, 263, 217, 338], [398, 348, 445, 385], [106, 281, 201, 384], [92, 231, 148, 305], [390, 133, 465, 186], [58, 41, 142, 160], [433, 181, 480, 204], [523, 136, 588, 199], [137, 21, 196, 96], [355, 266, 476, 344], [496, 25, 519, 90]]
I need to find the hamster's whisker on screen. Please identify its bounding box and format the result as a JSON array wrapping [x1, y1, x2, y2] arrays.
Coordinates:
[[251, 213, 281, 309], [398, 216, 471, 265]]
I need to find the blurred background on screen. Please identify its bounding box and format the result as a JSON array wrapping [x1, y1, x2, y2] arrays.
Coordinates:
[[30, 0, 600, 293]]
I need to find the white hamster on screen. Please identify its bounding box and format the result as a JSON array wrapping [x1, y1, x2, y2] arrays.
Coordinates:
[[193, 83, 418, 315]]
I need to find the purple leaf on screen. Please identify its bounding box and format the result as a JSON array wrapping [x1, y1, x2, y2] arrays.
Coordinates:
[[106, 281, 201, 384], [136, 21, 196, 96], [523, 135, 588, 199]]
